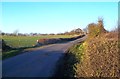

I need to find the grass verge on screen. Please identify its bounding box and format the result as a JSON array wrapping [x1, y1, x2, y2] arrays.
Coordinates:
[[54, 41, 85, 77], [2, 46, 38, 60], [2, 49, 23, 60]]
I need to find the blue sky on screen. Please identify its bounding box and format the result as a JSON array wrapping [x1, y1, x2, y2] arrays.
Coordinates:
[[2, 2, 118, 34]]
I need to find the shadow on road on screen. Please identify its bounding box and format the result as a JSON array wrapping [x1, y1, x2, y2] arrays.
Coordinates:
[[53, 51, 79, 78]]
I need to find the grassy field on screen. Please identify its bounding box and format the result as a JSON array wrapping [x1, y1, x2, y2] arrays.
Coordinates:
[[2, 35, 73, 60], [2, 35, 72, 48]]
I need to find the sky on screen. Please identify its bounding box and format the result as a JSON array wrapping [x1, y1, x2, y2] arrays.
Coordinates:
[[1, 0, 119, 2], [1, 2, 118, 34]]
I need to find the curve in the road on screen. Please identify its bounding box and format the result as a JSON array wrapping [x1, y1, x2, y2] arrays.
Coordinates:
[[2, 36, 87, 77]]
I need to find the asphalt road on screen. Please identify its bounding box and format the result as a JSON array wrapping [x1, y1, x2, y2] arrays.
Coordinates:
[[2, 35, 87, 77]]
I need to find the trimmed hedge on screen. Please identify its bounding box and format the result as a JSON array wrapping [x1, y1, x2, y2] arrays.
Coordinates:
[[36, 35, 85, 46]]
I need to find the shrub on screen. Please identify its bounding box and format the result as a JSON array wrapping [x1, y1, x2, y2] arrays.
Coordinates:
[[97, 18, 106, 33], [2, 39, 11, 51], [76, 30, 119, 77], [88, 19, 107, 38], [88, 23, 100, 37]]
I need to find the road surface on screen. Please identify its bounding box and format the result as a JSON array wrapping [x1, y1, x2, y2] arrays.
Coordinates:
[[2, 35, 87, 77]]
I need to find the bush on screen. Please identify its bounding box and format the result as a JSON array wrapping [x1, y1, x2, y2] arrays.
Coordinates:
[[76, 31, 119, 77], [88, 23, 100, 37], [2, 39, 11, 51], [88, 19, 106, 38]]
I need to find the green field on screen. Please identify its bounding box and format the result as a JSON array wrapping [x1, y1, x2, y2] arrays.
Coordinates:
[[2, 35, 72, 48]]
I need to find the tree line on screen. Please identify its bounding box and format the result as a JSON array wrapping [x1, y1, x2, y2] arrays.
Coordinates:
[[1, 28, 86, 36]]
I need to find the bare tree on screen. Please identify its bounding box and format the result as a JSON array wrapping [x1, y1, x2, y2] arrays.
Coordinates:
[[13, 29, 19, 36], [83, 27, 88, 34]]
